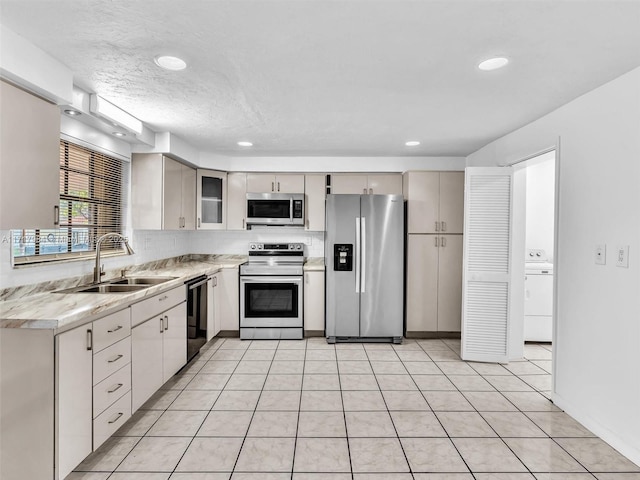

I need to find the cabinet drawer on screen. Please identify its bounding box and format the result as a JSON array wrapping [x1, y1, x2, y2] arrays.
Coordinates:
[[93, 391, 131, 450], [93, 363, 131, 419], [93, 308, 131, 353], [93, 336, 131, 385], [131, 286, 185, 327]]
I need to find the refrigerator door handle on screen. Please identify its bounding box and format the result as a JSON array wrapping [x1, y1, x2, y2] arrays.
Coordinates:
[[361, 216, 366, 293], [355, 217, 361, 293]]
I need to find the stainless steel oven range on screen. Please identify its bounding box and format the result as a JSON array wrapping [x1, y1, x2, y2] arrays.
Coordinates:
[[240, 242, 305, 340]]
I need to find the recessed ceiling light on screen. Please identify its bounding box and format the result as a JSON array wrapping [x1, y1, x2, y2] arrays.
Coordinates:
[[64, 109, 81, 116], [478, 57, 509, 71], [154, 55, 187, 71], [405, 141, 420, 147], [237, 141, 253, 147], [112, 132, 126, 137]]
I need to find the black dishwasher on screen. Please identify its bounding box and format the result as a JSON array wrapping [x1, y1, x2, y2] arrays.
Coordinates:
[[186, 274, 208, 361]]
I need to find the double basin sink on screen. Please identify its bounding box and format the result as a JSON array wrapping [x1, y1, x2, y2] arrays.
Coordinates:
[[57, 276, 177, 294]]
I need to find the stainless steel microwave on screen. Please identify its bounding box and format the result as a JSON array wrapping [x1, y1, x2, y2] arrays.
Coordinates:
[[246, 193, 305, 226]]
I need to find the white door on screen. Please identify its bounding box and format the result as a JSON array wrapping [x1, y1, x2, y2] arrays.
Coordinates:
[[461, 167, 514, 363]]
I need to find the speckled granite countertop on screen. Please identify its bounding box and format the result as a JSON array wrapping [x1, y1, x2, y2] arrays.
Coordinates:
[[0, 254, 247, 333], [303, 257, 325, 271]]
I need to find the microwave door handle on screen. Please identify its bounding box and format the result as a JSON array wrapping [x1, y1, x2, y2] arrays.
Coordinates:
[[290, 198, 294, 223]]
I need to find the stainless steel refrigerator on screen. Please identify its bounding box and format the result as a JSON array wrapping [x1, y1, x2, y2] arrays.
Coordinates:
[[325, 194, 404, 343]]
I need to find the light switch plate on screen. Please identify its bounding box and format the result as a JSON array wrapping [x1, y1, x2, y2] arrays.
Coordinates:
[[595, 244, 606, 265], [616, 245, 629, 268]]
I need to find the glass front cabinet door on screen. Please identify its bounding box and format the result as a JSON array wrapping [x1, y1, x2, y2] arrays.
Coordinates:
[[196, 170, 227, 229]]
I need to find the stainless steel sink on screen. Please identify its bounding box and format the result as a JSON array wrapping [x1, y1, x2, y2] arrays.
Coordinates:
[[55, 275, 177, 293], [110, 276, 177, 285], [58, 283, 150, 294]]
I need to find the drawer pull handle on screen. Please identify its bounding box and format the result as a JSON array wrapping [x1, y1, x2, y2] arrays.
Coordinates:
[[107, 325, 123, 333], [86, 329, 93, 351], [164, 315, 169, 331], [108, 354, 124, 363], [108, 412, 124, 424], [159, 295, 168, 301], [108, 383, 124, 394]]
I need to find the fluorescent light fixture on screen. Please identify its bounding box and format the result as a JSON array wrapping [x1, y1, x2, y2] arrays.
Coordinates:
[[405, 141, 420, 147], [112, 132, 126, 137], [478, 57, 509, 71], [237, 141, 253, 147], [64, 109, 81, 116], [154, 55, 187, 71], [90, 94, 143, 134]]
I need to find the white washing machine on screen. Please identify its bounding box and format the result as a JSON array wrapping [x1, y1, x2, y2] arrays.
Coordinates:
[[524, 249, 553, 342]]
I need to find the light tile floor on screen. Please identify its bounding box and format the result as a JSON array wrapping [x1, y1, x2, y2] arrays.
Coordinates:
[[68, 338, 640, 479]]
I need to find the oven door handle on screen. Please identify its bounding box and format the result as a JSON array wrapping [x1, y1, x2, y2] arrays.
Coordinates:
[[188, 278, 209, 290], [241, 276, 303, 284]]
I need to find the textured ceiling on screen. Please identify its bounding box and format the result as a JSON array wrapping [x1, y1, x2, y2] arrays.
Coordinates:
[[1, 0, 639, 157]]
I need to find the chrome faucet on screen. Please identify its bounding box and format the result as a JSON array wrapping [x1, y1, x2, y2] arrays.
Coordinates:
[[94, 232, 135, 284]]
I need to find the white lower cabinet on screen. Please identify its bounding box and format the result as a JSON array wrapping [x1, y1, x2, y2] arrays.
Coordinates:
[[304, 271, 325, 333], [131, 287, 187, 412], [55, 307, 133, 480], [217, 268, 240, 332], [56, 325, 93, 480], [207, 275, 221, 340]]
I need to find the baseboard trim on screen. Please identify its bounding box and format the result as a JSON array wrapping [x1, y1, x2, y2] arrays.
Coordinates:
[[405, 331, 461, 339]]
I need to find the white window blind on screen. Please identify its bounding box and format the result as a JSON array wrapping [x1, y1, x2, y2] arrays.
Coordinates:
[[12, 140, 127, 264]]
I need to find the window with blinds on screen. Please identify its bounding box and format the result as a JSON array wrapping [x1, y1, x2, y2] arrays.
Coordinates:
[[12, 140, 127, 264]]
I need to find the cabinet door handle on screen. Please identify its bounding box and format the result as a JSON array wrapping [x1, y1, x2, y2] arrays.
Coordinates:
[[277, 182, 280, 192], [435, 221, 440, 232], [108, 354, 124, 364], [107, 325, 123, 333], [108, 383, 124, 394], [435, 237, 439, 247], [441, 236, 447, 247], [53, 205, 60, 225], [305, 219, 309, 229], [198, 217, 201, 228], [159, 295, 168, 302], [363, 188, 367, 194], [86, 329, 93, 351], [160, 317, 164, 333], [271, 181, 275, 191], [214, 277, 218, 287], [442, 221, 447, 232], [369, 188, 373, 194], [164, 315, 169, 331], [108, 412, 124, 424], [242, 218, 245, 229]]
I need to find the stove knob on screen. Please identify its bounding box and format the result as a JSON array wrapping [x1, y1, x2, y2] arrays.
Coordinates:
[[250, 245, 256, 250], [296, 245, 302, 250], [258, 245, 263, 250]]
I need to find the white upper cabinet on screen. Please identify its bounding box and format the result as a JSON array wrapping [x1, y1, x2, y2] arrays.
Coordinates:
[[304, 174, 326, 231], [196, 169, 227, 230], [246, 173, 304, 193], [404, 171, 464, 234], [1, 80, 61, 229], [330, 173, 402, 195], [227, 172, 247, 230], [131, 154, 196, 230]]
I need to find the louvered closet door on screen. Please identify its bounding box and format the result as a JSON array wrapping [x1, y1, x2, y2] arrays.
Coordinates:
[[461, 167, 513, 363]]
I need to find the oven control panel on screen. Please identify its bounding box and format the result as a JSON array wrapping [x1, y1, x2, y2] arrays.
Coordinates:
[[249, 242, 304, 252]]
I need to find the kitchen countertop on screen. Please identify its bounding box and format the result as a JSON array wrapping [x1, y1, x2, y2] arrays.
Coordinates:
[[0, 255, 247, 333], [303, 257, 325, 271], [1, 254, 324, 333]]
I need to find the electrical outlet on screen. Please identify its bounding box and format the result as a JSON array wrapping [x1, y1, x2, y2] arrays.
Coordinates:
[[595, 244, 606, 265], [616, 245, 629, 268]]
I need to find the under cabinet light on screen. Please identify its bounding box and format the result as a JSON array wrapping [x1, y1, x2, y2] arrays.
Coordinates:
[[90, 95, 143, 134]]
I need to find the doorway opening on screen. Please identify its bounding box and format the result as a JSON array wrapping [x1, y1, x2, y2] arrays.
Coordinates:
[[518, 150, 556, 397]]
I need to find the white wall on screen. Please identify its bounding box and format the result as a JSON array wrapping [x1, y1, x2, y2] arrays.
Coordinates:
[[525, 154, 556, 261], [467, 67, 640, 465]]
